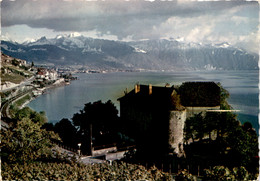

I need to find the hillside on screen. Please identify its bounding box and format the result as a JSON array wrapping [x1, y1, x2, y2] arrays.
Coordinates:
[[1, 35, 258, 71], [0, 53, 34, 90]]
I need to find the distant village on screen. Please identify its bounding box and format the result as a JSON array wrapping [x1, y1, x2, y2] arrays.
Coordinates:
[[1, 53, 79, 94]]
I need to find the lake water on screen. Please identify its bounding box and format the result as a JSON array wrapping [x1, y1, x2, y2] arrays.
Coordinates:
[[28, 70, 259, 132]]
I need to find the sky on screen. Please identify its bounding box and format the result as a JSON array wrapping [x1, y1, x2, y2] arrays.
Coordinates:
[[1, 0, 259, 53]]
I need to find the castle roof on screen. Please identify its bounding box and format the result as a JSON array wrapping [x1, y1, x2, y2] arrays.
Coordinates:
[[118, 84, 173, 101], [118, 82, 220, 108]]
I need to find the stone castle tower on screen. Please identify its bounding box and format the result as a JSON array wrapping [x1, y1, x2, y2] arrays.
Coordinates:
[[118, 82, 220, 157]]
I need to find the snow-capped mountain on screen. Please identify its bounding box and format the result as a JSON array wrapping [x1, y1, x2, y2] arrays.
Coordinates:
[[22, 39, 37, 45], [127, 39, 258, 70], [1, 35, 258, 70]]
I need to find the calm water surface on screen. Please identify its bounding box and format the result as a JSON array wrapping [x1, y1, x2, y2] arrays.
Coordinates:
[[28, 70, 259, 131]]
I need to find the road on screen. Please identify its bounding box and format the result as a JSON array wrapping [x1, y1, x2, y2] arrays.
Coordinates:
[[1, 75, 36, 118], [0, 76, 35, 93], [1, 88, 35, 117]]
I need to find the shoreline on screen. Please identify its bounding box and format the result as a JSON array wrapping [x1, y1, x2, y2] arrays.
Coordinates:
[[20, 79, 73, 112]]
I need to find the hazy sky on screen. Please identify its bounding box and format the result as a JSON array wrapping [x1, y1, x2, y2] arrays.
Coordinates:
[[1, 0, 259, 53]]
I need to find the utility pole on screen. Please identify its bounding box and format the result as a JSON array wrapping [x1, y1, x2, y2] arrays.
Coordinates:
[[78, 143, 81, 156]]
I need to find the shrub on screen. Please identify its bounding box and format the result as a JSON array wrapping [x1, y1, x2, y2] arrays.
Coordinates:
[[203, 166, 258, 181], [1, 118, 58, 163], [175, 169, 196, 181], [232, 166, 248, 180], [203, 166, 234, 180], [1, 161, 173, 180]]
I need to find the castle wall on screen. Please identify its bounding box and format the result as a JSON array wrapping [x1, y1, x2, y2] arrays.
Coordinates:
[[169, 110, 186, 156], [168, 106, 220, 156]]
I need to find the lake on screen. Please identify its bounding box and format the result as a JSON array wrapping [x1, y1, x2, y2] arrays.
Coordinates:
[[28, 70, 259, 132]]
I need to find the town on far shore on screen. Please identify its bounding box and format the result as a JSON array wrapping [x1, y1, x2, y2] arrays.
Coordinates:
[[1, 53, 79, 95]]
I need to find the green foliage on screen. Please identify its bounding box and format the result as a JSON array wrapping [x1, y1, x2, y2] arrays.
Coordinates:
[[1, 72, 25, 84], [1, 161, 172, 180], [170, 90, 184, 110], [205, 112, 238, 139], [54, 118, 77, 148], [204, 166, 235, 180], [225, 122, 259, 172], [0, 118, 58, 163], [179, 82, 220, 107], [232, 166, 249, 180], [184, 113, 204, 142], [184, 86, 258, 173], [185, 112, 237, 142], [203, 166, 258, 181], [185, 112, 258, 172], [175, 169, 196, 181], [1, 58, 33, 85], [72, 100, 119, 154], [217, 82, 231, 110], [14, 94, 31, 107], [42, 122, 54, 131], [9, 104, 19, 117], [14, 107, 48, 125]]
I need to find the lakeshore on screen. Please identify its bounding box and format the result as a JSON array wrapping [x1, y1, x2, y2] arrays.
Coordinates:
[[0, 74, 76, 123], [28, 70, 259, 132], [20, 77, 74, 109]]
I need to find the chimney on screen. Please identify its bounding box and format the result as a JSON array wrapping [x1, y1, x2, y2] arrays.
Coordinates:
[[149, 84, 152, 95], [124, 88, 128, 95], [135, 84, 140, 93]]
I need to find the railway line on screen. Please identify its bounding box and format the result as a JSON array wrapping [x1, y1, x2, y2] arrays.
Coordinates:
[[1, 88, 35, 129]]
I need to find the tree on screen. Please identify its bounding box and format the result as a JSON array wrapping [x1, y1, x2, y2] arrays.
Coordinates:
[[184, 112, 258, 172], [184, 113, 204, 142], [184, 86, 258, 173], [170, 90, 184, 110], [203, 166, 253, 180], [217, 82, 231, 110], [72, 100, 119, 154], [225, 122, 259, 173], [41, 122, 54, 131], [14, 107, 47, 125], [203, 112, 238, 140], [1, 118, 58, 163], [54, 118, 77, 148]]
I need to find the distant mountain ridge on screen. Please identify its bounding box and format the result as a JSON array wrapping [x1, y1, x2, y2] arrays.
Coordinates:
[[1, 35, 258, 70]]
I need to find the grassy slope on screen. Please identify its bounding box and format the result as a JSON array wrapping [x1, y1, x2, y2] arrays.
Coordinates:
[[1, 57, 33, 85]]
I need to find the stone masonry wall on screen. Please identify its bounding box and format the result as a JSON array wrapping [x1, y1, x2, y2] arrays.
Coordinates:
[[168, 106, 220, 156], [169, 110, 186, 156]]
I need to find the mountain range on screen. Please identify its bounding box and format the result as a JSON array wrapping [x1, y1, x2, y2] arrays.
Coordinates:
[[1, 34, 258, 71]]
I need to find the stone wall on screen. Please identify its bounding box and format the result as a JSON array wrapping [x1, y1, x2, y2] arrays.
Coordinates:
[[169, 110, 186, 156], [168, 106, 220, 156], [92, 146, 117, 157]]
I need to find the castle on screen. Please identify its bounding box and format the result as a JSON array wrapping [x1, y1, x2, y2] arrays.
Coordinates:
[[118, 82, 220, 157]]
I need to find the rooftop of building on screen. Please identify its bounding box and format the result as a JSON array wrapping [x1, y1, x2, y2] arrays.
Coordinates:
[[118, 82, 220, 108]]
